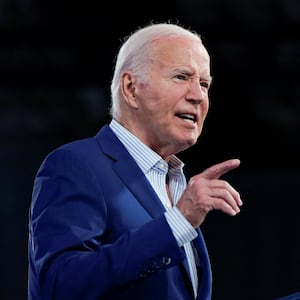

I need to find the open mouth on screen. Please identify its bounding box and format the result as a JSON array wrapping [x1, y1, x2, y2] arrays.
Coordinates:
[[176, 113, 197, 123]]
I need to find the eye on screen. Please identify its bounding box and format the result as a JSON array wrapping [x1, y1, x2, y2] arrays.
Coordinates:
[[175, 74, 188, 81], [200, 82, 208, 88], [200, 81, 210, 90]]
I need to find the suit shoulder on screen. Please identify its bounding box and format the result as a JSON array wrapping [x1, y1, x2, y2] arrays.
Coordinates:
[[44, 133, 102, 165]]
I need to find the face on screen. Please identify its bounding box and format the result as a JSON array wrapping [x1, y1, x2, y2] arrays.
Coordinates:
[[121, 36, 211, 159]]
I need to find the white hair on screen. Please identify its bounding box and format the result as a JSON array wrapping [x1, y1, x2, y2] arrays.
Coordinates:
[[109, 22, 202, 119]]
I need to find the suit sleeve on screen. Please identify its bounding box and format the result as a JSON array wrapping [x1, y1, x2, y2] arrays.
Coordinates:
[[29, 148, 185, 300]]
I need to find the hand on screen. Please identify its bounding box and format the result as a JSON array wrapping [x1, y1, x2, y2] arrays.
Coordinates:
[[176, 159, 243, 227]]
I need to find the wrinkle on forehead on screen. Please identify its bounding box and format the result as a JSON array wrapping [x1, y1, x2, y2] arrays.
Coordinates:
[[151, 36, 211, 77]]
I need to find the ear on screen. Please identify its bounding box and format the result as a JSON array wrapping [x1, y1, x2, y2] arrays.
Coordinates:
[[120, 71, 139, 109]]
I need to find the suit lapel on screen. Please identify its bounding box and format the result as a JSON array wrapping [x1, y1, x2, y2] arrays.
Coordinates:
[[194, 227, 212, 300], [95, 125, 166, 219], [95, 125, 209, 297], [113, 157, 166, 218]]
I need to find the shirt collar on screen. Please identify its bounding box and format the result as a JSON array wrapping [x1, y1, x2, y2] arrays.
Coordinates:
[[109, 119, 184, 176]]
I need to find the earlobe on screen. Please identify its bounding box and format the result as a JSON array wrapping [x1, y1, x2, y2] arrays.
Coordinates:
[[121, 72, 138, 109]]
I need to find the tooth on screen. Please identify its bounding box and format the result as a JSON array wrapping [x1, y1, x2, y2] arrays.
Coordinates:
[[180, 114, 194, 121]]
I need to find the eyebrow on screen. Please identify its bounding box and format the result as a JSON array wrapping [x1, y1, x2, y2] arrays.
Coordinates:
[[175, 68, 213, 82], [204, 76, 213, 84]]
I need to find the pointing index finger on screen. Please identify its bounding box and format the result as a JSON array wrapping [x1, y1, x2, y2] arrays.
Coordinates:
[[200, 159, 241, 180]]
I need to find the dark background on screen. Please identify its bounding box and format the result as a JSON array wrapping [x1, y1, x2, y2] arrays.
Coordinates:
[[1, 0, 300, 299]]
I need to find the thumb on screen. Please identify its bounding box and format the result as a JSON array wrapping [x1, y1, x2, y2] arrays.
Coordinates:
[[200, 159, 241, 180]]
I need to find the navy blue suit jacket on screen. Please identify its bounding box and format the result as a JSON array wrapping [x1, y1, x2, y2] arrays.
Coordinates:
[[28, 125, 212, 300]]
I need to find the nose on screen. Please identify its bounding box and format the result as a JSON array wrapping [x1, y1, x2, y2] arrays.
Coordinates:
[[186, 80, 208, 105]]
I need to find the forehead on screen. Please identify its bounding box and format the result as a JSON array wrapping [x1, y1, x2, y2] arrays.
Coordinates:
[[151, 36, 210, 73]]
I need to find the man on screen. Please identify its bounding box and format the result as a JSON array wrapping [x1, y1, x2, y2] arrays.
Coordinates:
[[28, 22, 243, 300]]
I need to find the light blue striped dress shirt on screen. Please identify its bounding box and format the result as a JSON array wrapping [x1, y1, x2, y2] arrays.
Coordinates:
[[110, 119, 199, 298]]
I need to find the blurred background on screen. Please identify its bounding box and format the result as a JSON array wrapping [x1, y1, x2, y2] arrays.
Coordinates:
[[1, 0, 299, 299]]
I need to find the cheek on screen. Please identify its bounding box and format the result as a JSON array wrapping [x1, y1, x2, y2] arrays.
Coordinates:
[[146, 95, 174, 116], [202, 100, 209, 116], [138, 83, 181, 117]]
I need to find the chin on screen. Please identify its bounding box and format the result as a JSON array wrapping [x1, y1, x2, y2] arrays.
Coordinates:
[[171, 131, 199, 151], [186, 132, 200, 145], [176, 137, 198, 153], [187, 139, 198, 148]]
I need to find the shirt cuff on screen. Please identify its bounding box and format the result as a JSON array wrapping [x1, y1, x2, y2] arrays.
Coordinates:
[[164, 206, 198, 247]]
